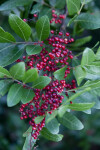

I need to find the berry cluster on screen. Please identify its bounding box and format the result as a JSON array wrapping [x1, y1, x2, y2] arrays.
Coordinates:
[[19, 9, 76, 140], [50, 10, 65, 24], [17, 30, 74, 76], [19, 79, 76, 139]]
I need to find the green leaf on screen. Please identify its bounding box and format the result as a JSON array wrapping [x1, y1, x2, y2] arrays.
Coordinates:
[[39, 6, 52, 20], [96, 47, 100, 60], [46, 118, 60, 134], [85, 62, 100, 76], [81, 0, 92, 4], [40, 127, 63, 142], [45, 110, 58, 123], [26, 45, 42, 55], [92, 42, 100, 50], [23, 134, 36, 150], [75, 13, 100, 30], [67, 14, 78, 26], [83, 109, 91, 114], [9, 14, 31, 41], [66, 0, 81, 15], [54, 65, 67, 80], [58, 105, 68, 117], [67, 102, 95, 111], [81, 48, 95, 66], [7, 83, 35, 106], [73, 89, 100, 109], [36, 15, 50, 41], [23, 68, 38, 83], [31, 3, 42, 14], [0, 0, 33, 11], [85, 72, 100, 80], [23, 126, 32, 137], [50, 0, 66, 9], [0, 43, 24, 67], [21, 88, 35, 104], [0, 27, 15, 43], [70, 36, 92, 47], [58, 112, 84, 130], [74, 66, 86, 86], [7, 84, 22, 107], [9, 62, 25, 80], [83, 80, 100, 89], [66, 87, 91, 103], [34, 116, 44, 124], [0, 66, 11, 78], [55, 0, 66, 9], [33, 76, 51, 89], [0, 80, 13, 97]]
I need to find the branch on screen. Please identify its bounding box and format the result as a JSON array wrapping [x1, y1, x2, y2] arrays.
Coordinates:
[[0, 77, 35, 91], [60, 5, 68, 32]]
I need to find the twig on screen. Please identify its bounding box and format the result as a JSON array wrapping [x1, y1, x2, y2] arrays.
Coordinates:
[[60, 5, 68, 32], [0, 77, 35, 91]]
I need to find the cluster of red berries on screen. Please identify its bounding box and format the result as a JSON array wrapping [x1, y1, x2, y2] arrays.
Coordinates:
[[19, 79, 76, 139], [19, 9, 76, 140], [50, 10, 65, 24], [17, 30, 74, 77], [20, 102, 45, 139]]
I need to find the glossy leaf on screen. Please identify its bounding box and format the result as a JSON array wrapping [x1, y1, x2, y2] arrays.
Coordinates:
[[0, 43, 24, 67], [81, 48, 95, 66], [0, 80, 13, 97], [50, 0, 66, 9], [58, 112, 84, 130], [54, 65, 67, 80], [36, 15, 50, 41], [66, 0, 81, 15], [23, 134, 36, 150], [67, 14, 78, 26], [45, 110, 58, 123], [73, 90, 100, 109], [26, 45, 42, 55], [85, 62, 100, 76], [70, 36, 92, 47], [7, 84, 22, 107], [85, 71, 100, 80], [31, 3, 42, 14], [74, 66, 86, 85], [0, 0, 33, 11], [0, 66, 11, 78], [40, 127, 63, 142], [0, 27, 15, 43], [75, 13, 100, 30], [34, 116, 44, 124], [21, 88, 35, 104], [58, 105, 68, 117], [96, 47, 100, 60], [83, 80, 100, 89], [33, 76, 51, 89], [66, 87, 91, 103], [7, 83, 35, 106], [23, 126, 32, 137], [67, 102, 95, 111], [9, 14, 31, 41], [81, 0, 92, 4], [39, 6, 52, 20], [23, 68, 38, 83], [46, 118, 60, 134], [83, 109, 91, 114], [9, 62, 25, 80]]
